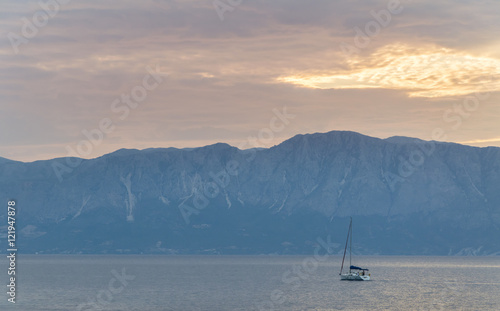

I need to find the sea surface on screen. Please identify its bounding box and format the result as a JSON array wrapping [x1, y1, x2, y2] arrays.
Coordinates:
[[0, 255, 499, 310]]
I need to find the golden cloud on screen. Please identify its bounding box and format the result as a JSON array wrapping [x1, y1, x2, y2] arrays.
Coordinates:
[[278, 44, 500, 97]]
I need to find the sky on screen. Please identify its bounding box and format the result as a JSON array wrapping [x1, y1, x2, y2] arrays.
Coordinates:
[[1, 0, 500, 162]]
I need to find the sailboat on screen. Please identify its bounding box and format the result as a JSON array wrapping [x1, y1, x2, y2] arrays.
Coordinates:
[[340, 217, 370, 281]]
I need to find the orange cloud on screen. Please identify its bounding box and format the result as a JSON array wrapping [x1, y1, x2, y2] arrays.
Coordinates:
[[278, 44, 500, 98]]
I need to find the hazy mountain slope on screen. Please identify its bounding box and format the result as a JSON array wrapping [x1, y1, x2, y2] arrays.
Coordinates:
[[0, 131, 499, 255]]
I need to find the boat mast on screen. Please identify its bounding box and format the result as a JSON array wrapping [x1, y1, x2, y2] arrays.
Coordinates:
[[349, 217, 352, 273], [340, 217, 352, 275]]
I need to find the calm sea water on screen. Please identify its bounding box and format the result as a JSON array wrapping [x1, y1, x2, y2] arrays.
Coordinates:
[[0, 255, 499, 310]]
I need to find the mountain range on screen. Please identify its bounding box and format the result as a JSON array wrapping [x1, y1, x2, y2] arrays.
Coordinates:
[[1, 131, 499, 255]]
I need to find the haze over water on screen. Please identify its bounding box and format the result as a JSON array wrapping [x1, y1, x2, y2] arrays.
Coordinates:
[[1, 255, 499, 310]]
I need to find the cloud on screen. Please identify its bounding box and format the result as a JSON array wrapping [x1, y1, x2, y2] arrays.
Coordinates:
[[278, 44, 500, 97], [1, 0, 500, 161]]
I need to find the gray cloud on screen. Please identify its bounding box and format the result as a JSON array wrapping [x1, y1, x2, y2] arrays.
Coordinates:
[[1, 0, 499, 161]]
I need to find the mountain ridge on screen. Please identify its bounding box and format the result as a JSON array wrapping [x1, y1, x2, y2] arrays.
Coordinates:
[[1, 131, 499, 255], [3, 131, 498, 164]]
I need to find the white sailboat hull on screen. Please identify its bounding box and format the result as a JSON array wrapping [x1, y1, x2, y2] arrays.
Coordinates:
[[340, 273, 370, 281]]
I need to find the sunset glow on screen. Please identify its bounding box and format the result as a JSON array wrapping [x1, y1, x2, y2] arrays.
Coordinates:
[[1, 0, 500, 161], [278, 45, 500, 98]]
